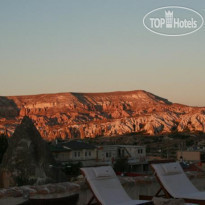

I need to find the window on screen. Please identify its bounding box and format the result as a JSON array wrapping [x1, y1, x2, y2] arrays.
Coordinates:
[[78, 152, 80, 157], [118, 149, 121, 157], [106, 152, 111, 158], [85, 152, 87, 157], [122, 149, 124, 157], [89, 151, 91, 156], [106, 152, 109, 158], [74, 152, 77, 157], [138, 149, 143, 154]]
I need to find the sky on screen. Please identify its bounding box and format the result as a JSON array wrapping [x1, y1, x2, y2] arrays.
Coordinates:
[[0, 0, 205, 106]]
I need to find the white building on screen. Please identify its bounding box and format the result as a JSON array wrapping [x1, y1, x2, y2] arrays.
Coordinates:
[[51, 142, 147, 171], [51, 140, 97, 166], [97, 145, 146, 163]]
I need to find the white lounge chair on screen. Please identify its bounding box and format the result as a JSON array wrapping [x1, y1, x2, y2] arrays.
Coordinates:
[[151, 162, 205, 205], [81, 166, 153, 205]]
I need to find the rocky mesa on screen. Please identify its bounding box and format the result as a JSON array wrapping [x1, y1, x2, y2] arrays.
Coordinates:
[[0, 90, 205, 140]]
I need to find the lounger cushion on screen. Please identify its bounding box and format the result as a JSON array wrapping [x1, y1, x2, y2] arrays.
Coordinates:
[[162, 163, 182, 175], [93, 166, 113, 178], [152, 162, 200, 199], [81, 166, 153, 205]]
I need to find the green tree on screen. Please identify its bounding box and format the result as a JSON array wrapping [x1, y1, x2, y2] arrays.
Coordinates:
[[186, 139, 194, 147], [113, 158, 129, 172], [63, 162, 82, 177]]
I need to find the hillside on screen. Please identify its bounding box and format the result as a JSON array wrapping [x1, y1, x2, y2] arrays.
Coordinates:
[[0, 90, 205, 140]]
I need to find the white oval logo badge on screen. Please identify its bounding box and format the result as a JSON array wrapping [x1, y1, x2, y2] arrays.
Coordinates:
[[143, 6, 204, 36]]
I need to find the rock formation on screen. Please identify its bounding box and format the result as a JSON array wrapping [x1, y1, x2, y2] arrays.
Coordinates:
[[0, 116, 66, 187], [0, 90, 205, 140]]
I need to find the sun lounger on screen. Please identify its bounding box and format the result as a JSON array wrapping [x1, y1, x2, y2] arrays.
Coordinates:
[[81, 166, 153, 205], [151, 162, 205, 205]]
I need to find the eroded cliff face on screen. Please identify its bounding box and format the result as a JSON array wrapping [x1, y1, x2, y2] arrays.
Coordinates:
[[1, 116, 66, 186], [0, 90, 205, 140]]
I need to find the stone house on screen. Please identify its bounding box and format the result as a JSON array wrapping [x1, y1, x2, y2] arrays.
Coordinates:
[[97, 145, 146, 163], [177, 150, 205, 163], [97, 145, 147, 173], [51, 140, 97, 166], [51, 141, 147, 171]]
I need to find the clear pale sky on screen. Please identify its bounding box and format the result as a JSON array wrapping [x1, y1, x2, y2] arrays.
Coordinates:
[[0, 0, 205, 106]]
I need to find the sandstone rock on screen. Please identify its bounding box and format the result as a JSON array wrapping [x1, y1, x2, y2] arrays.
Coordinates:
[[0, 116, 66, 187], [0, 90, 204, 139]]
